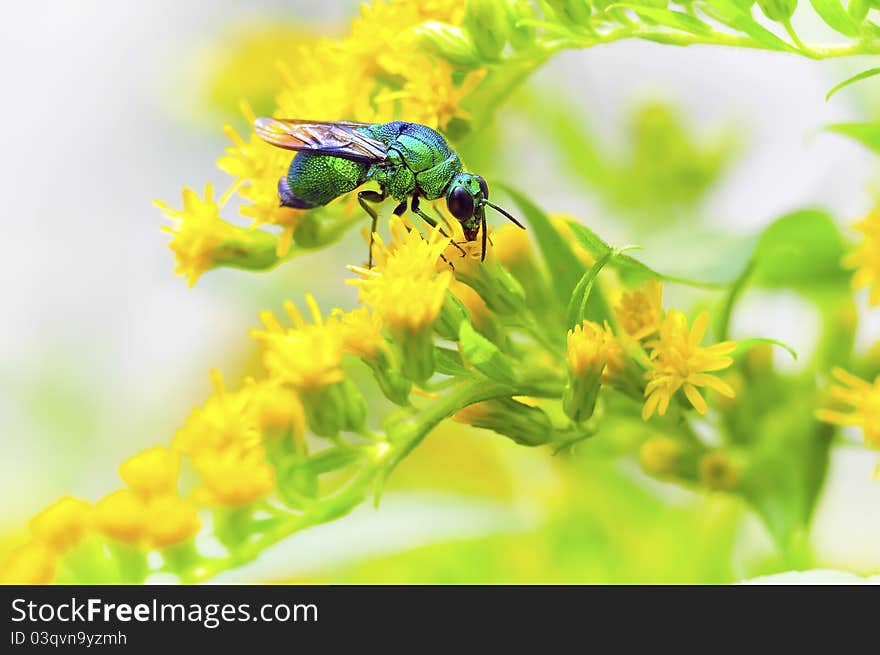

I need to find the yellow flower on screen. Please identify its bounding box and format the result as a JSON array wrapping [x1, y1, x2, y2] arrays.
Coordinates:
[[566, 320, 609, 379], [192, 447, 276, 507], [564, 320, 616, 421], [144, 496, 201, 548], [642, 310, 737, 420], [156, 184, 242, 286], [334, 306, 386, 361], [492, 223, 533, 268], [173, 370, 261, 456], [29, 496, 91, 553], [253, 295, 346, 391], [843, 209, 880, 305], [119, 446, 180, 501], [816, 367, 880, 448], [0, 542, 56, 584], [218, 102, 305, 256], [616, 279, 663, 339], [248, 379, 306, 436], [349, 220, 453, 335], [92, 489, 148, 545]]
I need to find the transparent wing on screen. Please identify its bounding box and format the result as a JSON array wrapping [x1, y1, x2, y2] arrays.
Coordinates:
[[253, 117, 388, 163]]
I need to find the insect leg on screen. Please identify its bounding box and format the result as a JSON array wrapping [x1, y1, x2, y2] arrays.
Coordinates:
[[358, 187, 387, 268], [480, 210, 487, 262], [411, 195, 466, 256], [393, 201, 407, 216]]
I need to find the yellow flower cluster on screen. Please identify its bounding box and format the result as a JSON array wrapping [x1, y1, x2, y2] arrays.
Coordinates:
[[172, 372, 276, 507], [563, 279, 738, 422], [0, 496, 90, 584], [93, 446, 200, 549], [1, 448, 200, 583]]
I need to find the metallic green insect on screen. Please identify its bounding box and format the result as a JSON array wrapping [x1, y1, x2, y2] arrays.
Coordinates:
[[254, 118, 525, 264]]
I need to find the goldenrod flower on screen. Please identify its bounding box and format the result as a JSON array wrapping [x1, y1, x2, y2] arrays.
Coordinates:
[[144, 496, 201, 548], [564, 320, 613, 421], [454, 397, 553, 446], [156, 184, 278, 286], [192, 447, 276, 507], [254, 296, 346, 392], [119, 446, 180, 501], [218, 102, 305, 256], [29, 496, 91, 553], [334, 306, 386, 361], [92, 489, 148, 545], [843, 209, 880, 305], [350, 222, 451, 382], [616, 279, 663, 339], [817, 367, 880, 448], [0, 542, 56, 584], [643, 310, 737, 420], [350, 222, 452, 336], [566, 320, 610, 379], [248, 379, 306, 437], [173, 371, 261, 456]]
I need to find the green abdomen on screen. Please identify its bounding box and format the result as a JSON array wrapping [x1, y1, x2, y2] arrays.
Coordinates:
[[287, 153, 370, 207]]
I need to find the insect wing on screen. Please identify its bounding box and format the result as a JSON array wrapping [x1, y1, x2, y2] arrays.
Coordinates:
[[254, 118, 388, 163]]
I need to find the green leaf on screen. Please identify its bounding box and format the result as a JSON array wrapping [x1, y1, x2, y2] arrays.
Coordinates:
[[499, 186, 587, 305], [566, 247, 638, 329], [608, 4, 714, 34], [458, 321, 518, 384], [434, 346, 471, 377], [809, 0, 860, 37], [563, 220, 721, 288], [826, 68, 880, 101], [699, 0, 800, 52], [826, 122, 880, 153], [732, 337, 798, 361], [751, 209, 847, 288]]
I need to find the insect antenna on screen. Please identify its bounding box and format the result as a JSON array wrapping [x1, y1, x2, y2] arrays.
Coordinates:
[[483, 201, 526, 229]]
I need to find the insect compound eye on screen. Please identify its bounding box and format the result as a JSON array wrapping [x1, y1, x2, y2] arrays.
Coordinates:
[[447, 185, 474, 220], [475, 175, 488, 199]]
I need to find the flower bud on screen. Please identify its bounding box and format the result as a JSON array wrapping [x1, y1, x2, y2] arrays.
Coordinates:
[[301, 378, 367, 437], [756, 0, 797, 21], [414, 21, 481, 67], [366, 351, 412, 406], [563, 321, 607, 422], [503, 0, 537, 50], [454, 397, 553, 446], [435, 291, 470, 339], [463, 0, 508, 61]]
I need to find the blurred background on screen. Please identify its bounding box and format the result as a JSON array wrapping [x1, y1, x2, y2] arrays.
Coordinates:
[[3, 0, 880, 582]]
